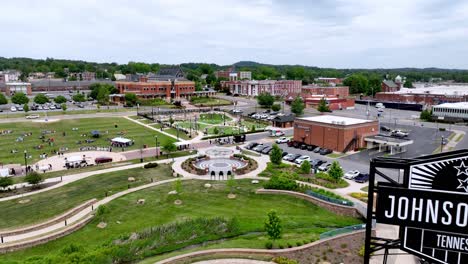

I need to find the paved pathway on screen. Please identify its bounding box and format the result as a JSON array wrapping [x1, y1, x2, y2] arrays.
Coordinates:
[[193, 260, 273, 264], [124, 116, 183, 141]]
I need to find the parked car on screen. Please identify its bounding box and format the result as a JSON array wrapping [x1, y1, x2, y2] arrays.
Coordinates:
[[55, 104, 62, 109], [354, 173, 370, 183], [311, 159, 325, 168], [95, 156, 113, 164], [380, 125, 391, 132], [231, 109, 243, 114], [270, 130, 285, 137], [31, 105, 38, 111], [253, 144, 266, 152], [287, 141, 295, 147], [245, 142, 258, 150], [26, 114, 40, 119], [318, 163, 331, 171], [17, 105, 24, 111], [281, 151, 288, 157], [319, 148, 333, 155], [283, 153, 301, 162], [313, 147, 321, 153], [261, 146, 273, 154], [375, 103, 385, 109], [10, 106, 17, 112], [77, 104, 85, 108], [49, 105, 56, 110], [391, 130, 409, 138], [295, 155, 311, 165], [344, 170, 360, 180], [37, 105, 43, 110], [43, 105, 50, 110], [307, 145, 317, 151], [292, 141, 300, 148], [276, 137, 290, 144]]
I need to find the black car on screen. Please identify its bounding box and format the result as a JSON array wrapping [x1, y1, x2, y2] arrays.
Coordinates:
[[311, 159, 324, 168], [261, 146, 273, 154], [281, 151, 288, 157], [30, 105, 38, 111], [248, 112, 257, 117], [55, 104, 62, 109], [307, 145, 317, 151], [354, 173, 369, 183], [254, 145, 268, 153], [293, 142, 300, 148], [287, 141, 295, 147], [300, 144, 308, 150], [319, 148, 333, 155], [380, 125, 391, 132], [245, 142, 258, 150]]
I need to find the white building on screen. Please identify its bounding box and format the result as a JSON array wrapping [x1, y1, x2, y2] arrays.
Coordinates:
[[0, 70, 21, 83], [433, 102, 468, 120], [239, 71, 252, 80]]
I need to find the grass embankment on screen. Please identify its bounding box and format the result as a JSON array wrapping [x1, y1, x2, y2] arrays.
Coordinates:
[[190, 96, 232, 106], [0, 180, 361, 264], [0, 117, 176, 164], [0, 165, 173, 229]]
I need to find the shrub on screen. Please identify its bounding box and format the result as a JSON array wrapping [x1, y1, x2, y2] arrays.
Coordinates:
[[328, 161, 344, 182], [263, 175, 298, 191], [271, 104, 281, 112], [273, 256, 298, 264], [265, 241, 273, 249], [287, 242, 293, 248], [300, 160, 311, 174], [143, 162, 159, 169], [96, 205, 109, 217], [25, 172, 43, 187], [296, 241, 303, 246], [279, 244, 285, 249], [264, 210, 282, 240]]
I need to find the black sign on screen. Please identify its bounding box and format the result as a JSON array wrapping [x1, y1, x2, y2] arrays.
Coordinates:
[[376, 186, 468, 233], [375, 154, 468, 264]]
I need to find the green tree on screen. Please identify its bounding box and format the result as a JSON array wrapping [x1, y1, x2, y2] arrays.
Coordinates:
[[163, 141, 177, 160], [124, 93, 138, 106], [404, 80, 413, 88], [72, 93, 86, 102], [0, 176, 13, 190], [23, 103, 29, 112], [264, 210, 282, 240], [226, 174, 236, 194], [34, 94, 49, 104], [317, 98, 330, 113], [96, 87, 110, 105], [269, 144, 283, 165], [61, 103, 67, 112], [300, 160, 311, 174], [169, 116, 174, 125], [420, 109, 432, 121], [213, 126, 219, 135], [257, 93, 275, 108], [11, 92, 29, 105], [25, 171, 43, 187], [290, 96, 305, 115], [0, 93, 8, 105], [343, 74, 369, 94], [54, 95, 67, 104], [195, 82, 203, 91], [271, 104, 281, 112], [328, 161, 344, 182], [89, 83, 117, 99]]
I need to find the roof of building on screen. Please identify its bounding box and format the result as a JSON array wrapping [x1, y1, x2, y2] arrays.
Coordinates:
[[5, 82, 30, 85], [28, 79, 113, 87], [384, 85, 468, 96], [297, 115, 375, 125], [433, 102, 468, 109], [273, 114, 295, 123], [383, 80, 398, 88], [364, 135, 413, 146]]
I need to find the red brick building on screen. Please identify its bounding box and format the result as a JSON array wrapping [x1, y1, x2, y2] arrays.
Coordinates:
[[304, 96, 355, 110], [293, 115, 378, 152], [314, 77, 343, 85], [301, 86, 349, 98], [116, 80, 196, 100], [0, 82, 32, 95]]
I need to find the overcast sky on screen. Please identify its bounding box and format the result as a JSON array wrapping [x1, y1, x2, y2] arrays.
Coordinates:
[[2, 0, 468, 69]]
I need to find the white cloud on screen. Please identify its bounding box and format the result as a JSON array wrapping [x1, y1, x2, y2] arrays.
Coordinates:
[[1, 0, 468, 68]]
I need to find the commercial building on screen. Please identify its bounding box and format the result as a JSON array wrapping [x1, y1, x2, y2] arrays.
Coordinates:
[[0, 82, 32, 95], [115, 80, 196, 100], [432, 102, 468, 121], [314, 77, 343, 85], [375, 84, 468, 105], [215, 67, 252, 80], [0, 70, 21, 83], [301, 85, 349, 98], [28, 79, 113, 93], [293, 115, 378, 152], [381, 75, 403, 93], [303, 96, 355, 110], [223, 80, 302, 96]]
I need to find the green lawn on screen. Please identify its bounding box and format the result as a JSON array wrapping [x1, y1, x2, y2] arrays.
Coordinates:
[[0, 180, 361, 263], [0, 108, 136, 119], [190, 97, 232, 106], [0, 165, 173, 230], [199, 113, 232, 124], [164, 127, 191, 140], [0, 117, 176, 164]]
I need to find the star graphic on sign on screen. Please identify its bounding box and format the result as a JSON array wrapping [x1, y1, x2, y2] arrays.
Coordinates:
[[455, 161, 468, 177], [457, 178, 468, 193]]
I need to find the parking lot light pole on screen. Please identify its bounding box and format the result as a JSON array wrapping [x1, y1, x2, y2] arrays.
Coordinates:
[[24, 150, 28, 173], [154, 136, 158, 158]]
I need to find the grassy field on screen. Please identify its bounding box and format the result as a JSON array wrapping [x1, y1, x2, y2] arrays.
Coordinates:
[[190, 97, 232, 106], [164, 127, 191, 140], [0, 108, 136, 119], [0, 180, 362, 263], [0, 117, 176, 164], [199, 113, 232, 124], [0, 165, 173, 229]]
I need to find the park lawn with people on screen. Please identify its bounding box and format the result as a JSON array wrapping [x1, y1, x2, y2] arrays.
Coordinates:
[[199, 113, 232, 124], [163, 127, 191, 140], [0, 179, 362, 264], [0, 117, 176, 164], [0, 165, 173, 230]]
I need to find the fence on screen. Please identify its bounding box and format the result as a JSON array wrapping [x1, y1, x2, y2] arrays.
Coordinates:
[[320, 223, 367, 239], [305, 190, 354, 207]]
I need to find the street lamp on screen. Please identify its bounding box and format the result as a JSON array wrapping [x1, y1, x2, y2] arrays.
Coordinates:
[[154, 136, 159, 159], [24, 150, 28, 173]]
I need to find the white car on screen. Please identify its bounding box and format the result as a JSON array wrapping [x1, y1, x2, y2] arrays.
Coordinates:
[[375, 103, 385, 109], [270, 130, 285, 137], [318, 163, 331, 171], [276, 137, 290, 144], [294, 155, 311, 165], [10, 106, 17, 112], [26, 114, 40, 119], [344, 170, 360, 179], [49, 105, 56, 110]]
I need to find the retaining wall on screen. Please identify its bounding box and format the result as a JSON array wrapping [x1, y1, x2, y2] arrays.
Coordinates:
[[256, 189, 361, 218]]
